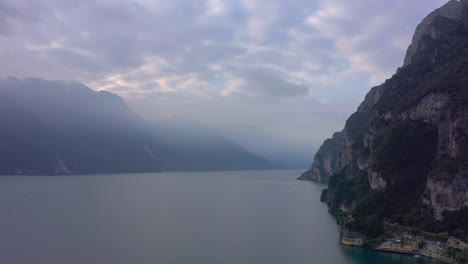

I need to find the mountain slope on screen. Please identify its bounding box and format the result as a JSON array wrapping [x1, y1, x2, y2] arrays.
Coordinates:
[[150, 121, 273, 171], [0, 77, 272, 174], [301, 0, 468, 240]]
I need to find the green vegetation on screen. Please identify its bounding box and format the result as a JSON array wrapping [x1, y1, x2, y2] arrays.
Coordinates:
[[345, 111, 370, 147], [442, 207, 468, 240], [447, 247, 468, 264], [455, 250, 468, 264], [420, 231, 449, 242], [372, 120, 438, 221], [320, 8, 468, 244], [376, 16, 468, 115], [364, 235, 386, 248], [327, 120, 439, 239], [327, 169, 385, 238], [320, 189, 328, 203]]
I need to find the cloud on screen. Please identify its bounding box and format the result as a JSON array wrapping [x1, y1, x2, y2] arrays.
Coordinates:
[[230, 67, 309, 97], [0, 0, 450, 164], [304, 0, 448, 85], [0, 0, 447, 94]]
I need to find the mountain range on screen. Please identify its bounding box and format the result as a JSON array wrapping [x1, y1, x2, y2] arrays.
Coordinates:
[[0, 77, 273, 175]]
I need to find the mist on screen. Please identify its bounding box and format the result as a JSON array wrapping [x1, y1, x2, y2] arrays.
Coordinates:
[[0, 0, 449, 168], [126, 92, 352, 168]]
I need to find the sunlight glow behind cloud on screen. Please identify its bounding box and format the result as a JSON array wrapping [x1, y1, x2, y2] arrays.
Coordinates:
[[0, 0, 448, 165]]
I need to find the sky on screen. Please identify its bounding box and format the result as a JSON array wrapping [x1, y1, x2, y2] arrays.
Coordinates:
[[0, 0, 449, 167]]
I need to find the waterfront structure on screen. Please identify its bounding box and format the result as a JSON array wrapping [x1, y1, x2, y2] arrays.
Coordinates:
[[377, 239, 417, 254], [447, 237, 467, 250], [341, 232, 364, 246], [421, 241, 457, 264], [423, 241, 444, 258], [402, 235, 418, 249]]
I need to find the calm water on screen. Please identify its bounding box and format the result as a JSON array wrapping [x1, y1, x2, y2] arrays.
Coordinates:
[[0, 170, 444, 264]]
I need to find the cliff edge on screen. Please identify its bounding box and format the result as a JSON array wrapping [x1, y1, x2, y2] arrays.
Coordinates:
[[302, 0, 468, 240]]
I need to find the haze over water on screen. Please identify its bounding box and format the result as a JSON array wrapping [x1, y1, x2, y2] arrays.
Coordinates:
[[0, 170, 444, 264]]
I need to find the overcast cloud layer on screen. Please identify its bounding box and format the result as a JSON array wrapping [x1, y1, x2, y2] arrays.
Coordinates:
[[0, 0, 449, 167]]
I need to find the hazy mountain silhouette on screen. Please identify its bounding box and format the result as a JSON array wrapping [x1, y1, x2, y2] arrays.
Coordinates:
[[0, 77, 273, 175]]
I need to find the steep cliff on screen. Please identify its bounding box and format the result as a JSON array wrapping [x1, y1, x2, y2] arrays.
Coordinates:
[[302, 0, 468, 240], [299, 131, 344, 182]]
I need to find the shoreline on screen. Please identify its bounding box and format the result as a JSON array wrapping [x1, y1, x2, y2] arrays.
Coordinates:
[[341, 244, 456, 264], [374, 247, 456, 264], [340, 242, 458, 264], [339, 227, 460, 264], [304, 179, 465, 264]]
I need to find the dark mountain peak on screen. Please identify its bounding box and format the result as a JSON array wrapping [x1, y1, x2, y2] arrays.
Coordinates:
[[403, 0, 466, 67]]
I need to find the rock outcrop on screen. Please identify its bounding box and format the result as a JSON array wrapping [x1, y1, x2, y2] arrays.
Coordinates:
[[302, 0, 468, 239], [299, 131, 344, 182]]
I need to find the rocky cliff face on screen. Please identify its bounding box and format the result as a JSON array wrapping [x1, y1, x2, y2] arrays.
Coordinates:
[[302, 0, 468, 239], [299, 131, 344, 182]]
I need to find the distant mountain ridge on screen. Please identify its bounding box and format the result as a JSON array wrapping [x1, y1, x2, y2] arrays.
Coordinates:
[[0, 77, 273, 175], [301, 0, 468, 240]]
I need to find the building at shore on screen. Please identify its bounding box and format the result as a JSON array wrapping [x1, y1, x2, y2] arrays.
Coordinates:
[[341, 232, 364, 246], [447, 237, 467, 250], [402, 235, 419, 250]]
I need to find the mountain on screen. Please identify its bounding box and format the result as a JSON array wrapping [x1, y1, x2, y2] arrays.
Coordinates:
[[0, 77, 273, 175], [301, 0, 468, 240], [150, 121, 274, 171]]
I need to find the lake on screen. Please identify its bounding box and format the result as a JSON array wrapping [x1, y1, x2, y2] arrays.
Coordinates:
[[0, 170, 444, 264]]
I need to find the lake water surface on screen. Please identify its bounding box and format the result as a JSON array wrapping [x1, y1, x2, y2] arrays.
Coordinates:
[[0, 170, 444, 264]]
